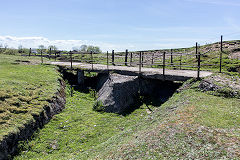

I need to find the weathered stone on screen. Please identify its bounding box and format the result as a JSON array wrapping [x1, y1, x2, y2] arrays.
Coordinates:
[[94, 73, 181, 114], [94, 74, 139, 114]]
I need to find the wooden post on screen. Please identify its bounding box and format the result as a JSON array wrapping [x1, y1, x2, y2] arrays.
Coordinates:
[[112, 50, 115, 65], [139, 52, 142, 75], [41, 50, 43, 64], [197, 43, 201, 79], [163, 52, 166, 77], [107, 51, 109, 70], [220, 35, 223, 73], [29, 48, 31, 57], [91, 51, 93, 70], [170, 49, 173, 66], [130, 52, 133, 66], [151, 53, 154, 67], [55, 50, 57, 61], [141, 52, 144, 67], [70, 51, 73, 70], [125, 49, 128, 66]]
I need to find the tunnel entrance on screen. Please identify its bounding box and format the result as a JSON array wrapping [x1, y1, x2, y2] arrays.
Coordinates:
[[58, 67, 183, 115]]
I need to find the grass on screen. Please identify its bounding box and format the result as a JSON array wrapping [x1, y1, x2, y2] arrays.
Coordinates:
[[0, 54, 60, 141], [14, 85, 155, 159], [14, 77, 240, 159]]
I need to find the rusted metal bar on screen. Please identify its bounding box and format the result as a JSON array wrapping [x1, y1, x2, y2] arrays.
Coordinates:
[[125, 49, 128, 66]]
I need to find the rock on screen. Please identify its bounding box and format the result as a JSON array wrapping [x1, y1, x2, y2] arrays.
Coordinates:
[[199, 80, 220, 91], [94, 73, 181, 114], [94, 74, 139, 114]]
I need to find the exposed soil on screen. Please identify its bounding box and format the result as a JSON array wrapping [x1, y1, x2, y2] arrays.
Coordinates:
[[0, 79, 66, 160]]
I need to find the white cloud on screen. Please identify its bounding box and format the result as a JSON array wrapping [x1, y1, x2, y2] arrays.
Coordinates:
[[0, 35, 135, 52]]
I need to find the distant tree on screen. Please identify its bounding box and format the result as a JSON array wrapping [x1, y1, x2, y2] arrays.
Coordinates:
[[72, 46, 79, 51], [48, 45, 57, 51], [18, 45, 23, 53], [38, 45, 46, 54], [80, 45, 87, 52], [87, 45, 101, 53]]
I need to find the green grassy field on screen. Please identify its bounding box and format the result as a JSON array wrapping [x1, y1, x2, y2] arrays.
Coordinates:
[[0, 54, 60, 142], [14, 78, 240, 159]]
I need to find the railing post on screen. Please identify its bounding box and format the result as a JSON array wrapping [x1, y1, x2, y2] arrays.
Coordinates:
[[81, 51, 83, 62], [112, 50, 115, 65], [29, 48, 31, 57], [55, 50, 57, 61], [130, 52, 133, 66], [41, 50, 43, 64], [70, 51, 73, 70], [151, 53, 154, 68], [220, 35, 223, 73], [141, 52, 144, 67], [91, 51, 93, 70], [180, 52, 182, 70], [139, 52, 142, 75], [197, 43, 201, 79], [125, 49, 128, 66], [163, 52, 166, 77], [107, 51, 109, 70], [49, 48, 51, 60], [170, 49, 173, 66]]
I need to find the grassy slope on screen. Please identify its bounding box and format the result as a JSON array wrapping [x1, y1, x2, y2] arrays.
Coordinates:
[[15, 79, 240, 159], [0, 54, 60, 141]]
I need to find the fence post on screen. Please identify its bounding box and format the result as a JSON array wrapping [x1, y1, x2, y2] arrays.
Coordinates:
[[141, 52, 144, 67], [220, 35, 223, 73], [55, 50, 57, 61], [125, 49, 128, 66], [29, 48, 31, 57], [180, 52, 182, 70], [41, 50, 43, 64], [112, 50, 115, 65], [197, 43, 201, 79], [49, 48, 51, 60], [70, 51, 73, 70], [163, 52, 166, 77], [107, 51, 109, 70], [91, 51, 93, 70], [170, 49, 173, 66], [130, 52, 133, 66], [151, 53, 154, 67], [139, 52, 142, 75]]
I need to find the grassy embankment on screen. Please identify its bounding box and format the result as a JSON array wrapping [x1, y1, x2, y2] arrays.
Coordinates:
[[15, 74, 240, 159], [0, 54, 60, 142]]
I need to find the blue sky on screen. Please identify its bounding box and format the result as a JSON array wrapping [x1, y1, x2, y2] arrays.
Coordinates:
[[0, 0, 240, 51]]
